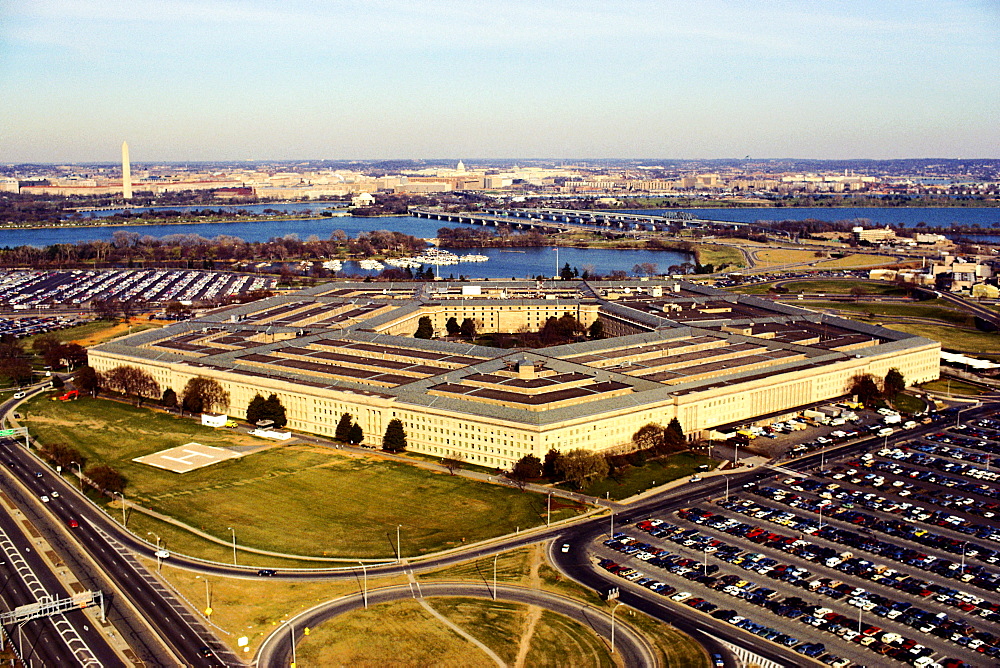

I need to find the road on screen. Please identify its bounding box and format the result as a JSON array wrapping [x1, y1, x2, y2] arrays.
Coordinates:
[[0, 503, 118, 667], [0, 435, 241, 667], [256, 581, 658, 668]]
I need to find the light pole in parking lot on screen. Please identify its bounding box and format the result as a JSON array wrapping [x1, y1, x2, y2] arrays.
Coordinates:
[[702, 546, 709, 576], [227, 527, 237, 566], [723, 475, 730, 502], [956, 403, 979, 428], [857, 605, 862, 634], [960, 542, 966, 577], [358, 561, 368, 609], [493, 553, 498, 601], [610, 600, 623, 654]]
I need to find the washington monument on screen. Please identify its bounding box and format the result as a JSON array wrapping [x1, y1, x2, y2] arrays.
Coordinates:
[[121, 140, 132, 200]]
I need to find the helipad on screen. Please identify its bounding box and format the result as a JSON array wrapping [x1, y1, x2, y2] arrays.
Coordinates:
[[133, 442, 242, 473]]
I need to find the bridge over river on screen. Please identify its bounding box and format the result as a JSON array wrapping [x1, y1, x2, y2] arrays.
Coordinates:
[[410, 206, 749, 234]]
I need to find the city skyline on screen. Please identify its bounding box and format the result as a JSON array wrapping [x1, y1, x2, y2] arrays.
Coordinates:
[[1, 0, 998, 163]]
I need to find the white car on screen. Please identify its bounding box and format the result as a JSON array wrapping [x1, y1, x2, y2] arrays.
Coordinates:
[[40, 495, 50, 503]]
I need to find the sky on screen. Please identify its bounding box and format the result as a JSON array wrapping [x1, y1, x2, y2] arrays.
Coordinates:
[[1, 0, 998, 162]]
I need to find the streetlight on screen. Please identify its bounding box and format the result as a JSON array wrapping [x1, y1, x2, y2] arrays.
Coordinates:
[[723, 475, 730, 503], [493, 553, 499, 601], [547, 493, 552, 527], [702, 546, 709, 576], [227, 527, 237, 566], [610, 511, 614, 537], [733, 442, 739, 467], [956, 403, 979, 428], [960, 542, 966, 577], [70, 461, 82, 490], [610, 601, 623, 654], [358, 561, 368, 609], [396, 524, 402, 564], [115, 491, 127, 527], [147, 531, 161, 549]]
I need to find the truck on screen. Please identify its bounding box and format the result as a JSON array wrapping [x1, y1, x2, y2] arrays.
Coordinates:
[[52, 390, 79, 401]]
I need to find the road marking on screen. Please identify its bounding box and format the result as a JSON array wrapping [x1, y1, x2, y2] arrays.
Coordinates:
[[0, 524, 101, 667]]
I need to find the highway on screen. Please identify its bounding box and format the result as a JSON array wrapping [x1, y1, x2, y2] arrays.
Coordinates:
[[0, 435, 240, 667]]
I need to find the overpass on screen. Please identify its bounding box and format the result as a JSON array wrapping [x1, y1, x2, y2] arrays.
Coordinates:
[[410, 206, 750, 234]]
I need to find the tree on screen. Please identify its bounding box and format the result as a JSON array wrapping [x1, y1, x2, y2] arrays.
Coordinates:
[[445, 317, 461, 336], [849, 373, 882, 407], [382, 418, 407, 452], [664, 417, 686, 452], [51, 374, 64, 390], [347, 422, 364, 445], [246, 393, 267, 425], [414, 316, 434, 339], [161, 388, 177, 410], [441, 453, 463, 474], [335, 412, 354, 441], [181, 377, 230, 414], [102, 365, 160, 406], [508, 454, 542, 490], [588, 318, 605, 340], [555, 449, 609, 490], [559, 262, 574, 280], [883, 368, 906, 399], [850, 285, 868, 302], [85, 463, 126, 495], [542, 448, 562, 481], [262, 394, 287, 428], [73, 366, 100, 397], [460, 318, 477, 338], [632, 424, 665, 452]]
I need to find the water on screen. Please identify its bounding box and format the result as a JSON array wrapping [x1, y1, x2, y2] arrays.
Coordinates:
[[621, 207, 1000, 229], [340, 246, 692, 279]]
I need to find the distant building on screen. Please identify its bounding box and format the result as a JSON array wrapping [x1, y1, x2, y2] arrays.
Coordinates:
[[351, 192, 376, 207], [852, 226, 896, 244]]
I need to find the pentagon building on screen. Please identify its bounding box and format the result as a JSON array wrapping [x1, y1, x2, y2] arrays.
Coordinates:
[[88, 280, 939, 469]]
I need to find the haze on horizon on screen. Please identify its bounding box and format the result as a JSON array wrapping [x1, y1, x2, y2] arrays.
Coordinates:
[[1, 0, 998, 164]]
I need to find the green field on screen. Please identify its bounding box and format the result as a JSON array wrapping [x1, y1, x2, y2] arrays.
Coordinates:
[[695, 244, 746, 269], [571, 451, 713, 500], [731, 279, 909, 296], [875, 322, 999, 354], [798, 299, 975, 325], [21, 397, 582, 559], [920, 378, 991, 397]]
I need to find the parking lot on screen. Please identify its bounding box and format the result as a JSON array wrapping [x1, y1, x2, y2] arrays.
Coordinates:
[[0, 269, 276, 310], [593, 413, 1000, 668]]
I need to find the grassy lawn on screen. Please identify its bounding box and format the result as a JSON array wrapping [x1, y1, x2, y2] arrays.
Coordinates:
[[525, 609, 616, 667], [813, 253, 897, 268], [22, 319, 160, 350], [295, 599, 491, 667], [153, 561, 373, 656], [754, 249, 818, 265], [798, 299, 975, 325], [695, 244, 745, 269], [569, 451, 713, 501], [778, 280, 908, 296], [883, 322, 999, 354], [21, 397, 582, 559], [890, 392, 927, 414], [920, 378, 991, 396]]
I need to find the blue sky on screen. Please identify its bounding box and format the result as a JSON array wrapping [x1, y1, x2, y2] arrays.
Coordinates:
[[1, 0, 998, 162]]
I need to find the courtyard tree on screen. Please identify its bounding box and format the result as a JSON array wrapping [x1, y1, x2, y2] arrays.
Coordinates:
[[382, 418, 407, 452], [414, 316, 434, 339], [588, 318, 605, 340], [460, 318, 477, 338], [445, 317, 461, 336]]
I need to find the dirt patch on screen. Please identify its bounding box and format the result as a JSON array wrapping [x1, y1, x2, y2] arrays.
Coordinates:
[[514, 543, 545, 668]]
